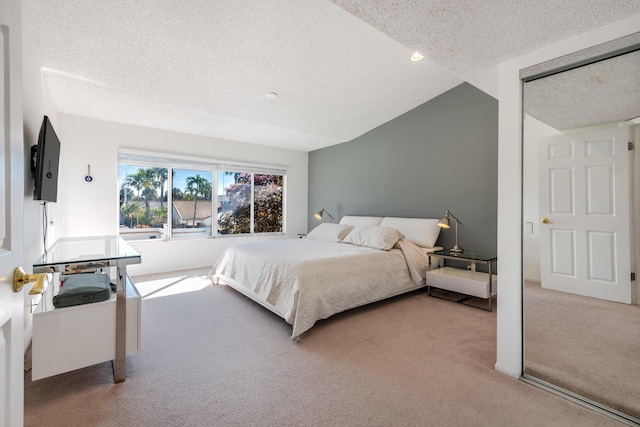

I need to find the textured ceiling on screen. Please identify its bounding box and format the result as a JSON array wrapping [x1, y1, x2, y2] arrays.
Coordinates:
[[24, 1, 640, 151], [524, 50, 640, 130], [330, 0, 640, 98]]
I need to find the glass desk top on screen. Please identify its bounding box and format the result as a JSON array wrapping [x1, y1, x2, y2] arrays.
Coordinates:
[[430, 249, 497, 263], [34, 235, 141, 269]]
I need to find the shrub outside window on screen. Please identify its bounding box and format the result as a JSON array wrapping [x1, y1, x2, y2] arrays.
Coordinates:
[[217, 171, 251, 235], [217, 172, 284, 235], [253, 174, 283, 233]]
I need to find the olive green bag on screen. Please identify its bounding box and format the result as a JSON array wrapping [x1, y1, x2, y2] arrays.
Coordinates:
[[53, 273, 113, 308]]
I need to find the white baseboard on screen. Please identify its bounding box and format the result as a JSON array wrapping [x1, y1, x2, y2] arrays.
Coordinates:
[[495, 362, 521, 379]]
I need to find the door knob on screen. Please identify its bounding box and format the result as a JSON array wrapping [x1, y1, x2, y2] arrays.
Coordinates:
[[541, 217, 552, 224], [13, 267, 49, 294]]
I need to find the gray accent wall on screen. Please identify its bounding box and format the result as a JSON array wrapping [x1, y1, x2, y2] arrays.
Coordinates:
[[308, 82, 498, 255]]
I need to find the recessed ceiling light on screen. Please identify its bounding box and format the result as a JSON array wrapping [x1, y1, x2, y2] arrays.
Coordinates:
[[410, 52, 424, 62], [265, 92, 278, 99]]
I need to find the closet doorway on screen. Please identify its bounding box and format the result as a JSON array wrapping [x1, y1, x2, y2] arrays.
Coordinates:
[[521, 34, 640, 424]]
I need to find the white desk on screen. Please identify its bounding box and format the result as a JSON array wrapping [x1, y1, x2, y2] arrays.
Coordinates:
[[33, 236, 141, 382]]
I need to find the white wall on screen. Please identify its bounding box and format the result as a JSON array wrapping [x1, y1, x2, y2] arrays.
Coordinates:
[[21, 3, 61, 353], [21, 5, 60, 268], [57, 114, 309, 276], [496, 16, 640, 378]]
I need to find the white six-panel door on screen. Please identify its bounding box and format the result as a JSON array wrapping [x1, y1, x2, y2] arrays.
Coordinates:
[[0, 6, 26, 426], [539, 126, 632, 303]]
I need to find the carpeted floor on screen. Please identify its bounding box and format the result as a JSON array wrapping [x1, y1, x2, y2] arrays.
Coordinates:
[[524, 280, 640, 421], [23, 269, 624, 426]]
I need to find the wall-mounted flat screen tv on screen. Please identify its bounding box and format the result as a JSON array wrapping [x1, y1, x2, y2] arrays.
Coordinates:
[[32, 116, 61, 203]]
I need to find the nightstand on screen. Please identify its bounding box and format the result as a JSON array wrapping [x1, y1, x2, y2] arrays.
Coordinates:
[[426, 250, 497, 311]]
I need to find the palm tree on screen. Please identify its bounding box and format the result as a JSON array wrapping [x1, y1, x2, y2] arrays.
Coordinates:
[[122, 171, 144, 199], [129, 169, 157, 216], [186, 174, 212, 227], [121, 203, 141, 228], [152, 168, 168, 208], [172, 187, 184, 200]]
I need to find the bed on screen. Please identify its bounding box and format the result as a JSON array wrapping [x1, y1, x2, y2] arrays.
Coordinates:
[[209, 216, 442, 339]]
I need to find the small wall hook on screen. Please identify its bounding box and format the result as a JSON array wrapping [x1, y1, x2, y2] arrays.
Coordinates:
[[85, 164, 93, 182]]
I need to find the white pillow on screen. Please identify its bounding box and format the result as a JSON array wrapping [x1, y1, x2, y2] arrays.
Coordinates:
[[306, 223, 354, 242], [342, 226, 404, 251], [380, 217, 441, 248], [339, 216, 384, 227]]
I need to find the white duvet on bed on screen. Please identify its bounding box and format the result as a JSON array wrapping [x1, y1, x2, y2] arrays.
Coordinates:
[[209, 238, 429, 339]]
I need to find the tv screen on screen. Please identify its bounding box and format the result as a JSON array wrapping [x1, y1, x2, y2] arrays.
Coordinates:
[[33, 116, 61, 203]]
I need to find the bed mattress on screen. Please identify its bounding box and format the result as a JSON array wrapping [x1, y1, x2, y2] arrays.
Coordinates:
[[210, 238, 429, 339]]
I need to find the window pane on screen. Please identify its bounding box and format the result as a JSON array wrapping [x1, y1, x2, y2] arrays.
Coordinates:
[[171, 169, 213, 239], [217, 171, 251, 235], [254, 174, 283, 233], [119, 165, 168, 241]]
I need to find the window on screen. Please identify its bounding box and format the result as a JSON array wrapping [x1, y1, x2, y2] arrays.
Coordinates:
[[171, 169, 213, 239], [118, 150, 286, 241], [119, 165, 168, 240], [217, 171, 251, 234], [217, 171, 284, 235], [253, 174, 283, 233]]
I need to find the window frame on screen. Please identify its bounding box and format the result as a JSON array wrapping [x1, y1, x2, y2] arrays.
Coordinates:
[[118, 149, 287, 241]]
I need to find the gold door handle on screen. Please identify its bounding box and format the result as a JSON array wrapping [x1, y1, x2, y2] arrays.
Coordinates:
[[13, 267, 48, 294], [541, 217, 552, 224]]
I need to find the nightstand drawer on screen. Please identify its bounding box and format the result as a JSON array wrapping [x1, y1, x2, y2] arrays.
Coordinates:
[[427, 267, 498, 299]]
